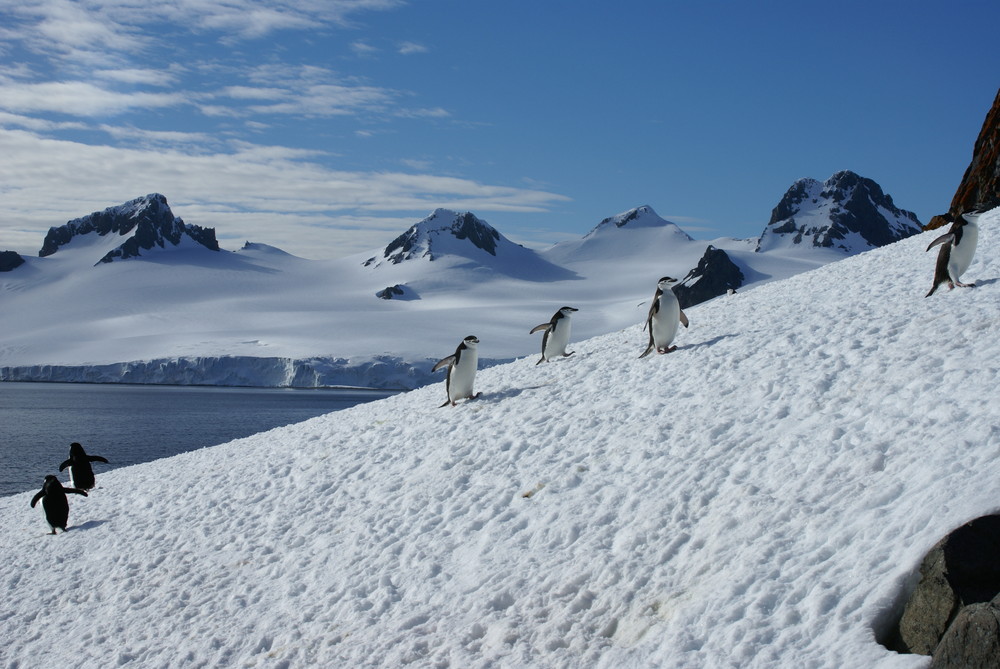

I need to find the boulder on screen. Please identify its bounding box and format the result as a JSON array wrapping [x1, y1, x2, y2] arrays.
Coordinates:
[[930, 594, 1000, 669], [889, 515, 1000, 655]]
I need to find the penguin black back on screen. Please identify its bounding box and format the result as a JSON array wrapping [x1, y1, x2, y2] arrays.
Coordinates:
[[30, 475, 88, 534], [58, 442, 109, 491]]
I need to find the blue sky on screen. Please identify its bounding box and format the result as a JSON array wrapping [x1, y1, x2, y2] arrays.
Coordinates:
[[0, 0, 996, 259]]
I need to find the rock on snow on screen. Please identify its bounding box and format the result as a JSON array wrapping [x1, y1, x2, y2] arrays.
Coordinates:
[[1, 210, 998, 668]]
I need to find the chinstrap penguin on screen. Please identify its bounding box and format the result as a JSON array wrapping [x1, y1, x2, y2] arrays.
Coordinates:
[[530, 306, 578, 365], [925, 210, 982, 297], [432, 335, 482, 407], [30, 475, 88, 534], [639, 277, 689, 358], [59, 441, 109, 491]]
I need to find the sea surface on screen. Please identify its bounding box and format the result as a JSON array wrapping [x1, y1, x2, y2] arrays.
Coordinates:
[[0, 382, 396, 497]]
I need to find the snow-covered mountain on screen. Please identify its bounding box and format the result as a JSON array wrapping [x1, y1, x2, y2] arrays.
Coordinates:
[[543, 205, 694, 265], [2, 208, 996, 667], [38, 193, 220, 264], [363, 208, 572, 281], [756, 170, 922, 253], [0, 195, 914, 388]]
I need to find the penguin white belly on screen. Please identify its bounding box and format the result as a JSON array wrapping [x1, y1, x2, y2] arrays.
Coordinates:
[[948, 226, 978, 281], [651, 293, 681, 349], [543, 321, 572, 359], [448, 351, 478, 401]]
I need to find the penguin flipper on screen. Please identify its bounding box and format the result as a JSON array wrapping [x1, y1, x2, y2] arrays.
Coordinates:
[[679, 310, 689, 328], [431, 355, 456, 373], [529, 323, 551, 334], [89, 456, 109, 464], [643, 297, 660, 332], [30, 491, 43, 508], [58, 459, 71, 471], [926, 233, 954, 252], [638, 344, 655, 359]]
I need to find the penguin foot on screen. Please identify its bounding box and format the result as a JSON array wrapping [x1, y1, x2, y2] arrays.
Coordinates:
[[563, 351, 575, 358], [657, 346, 678, 354], [956, 281, 975, 288]]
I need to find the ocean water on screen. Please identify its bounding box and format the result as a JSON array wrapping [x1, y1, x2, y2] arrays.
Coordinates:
[[0, 382, 396, 497]]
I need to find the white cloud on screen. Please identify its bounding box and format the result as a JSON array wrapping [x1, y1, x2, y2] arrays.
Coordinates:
[[398, 41, 428, 55], [0, 80, 187, 116], [94, 67, 181, 87], [0, 128, 570, 259], [351, 40, 379, 56]]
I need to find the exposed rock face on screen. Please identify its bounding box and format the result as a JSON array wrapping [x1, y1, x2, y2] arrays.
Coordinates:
[[362, 209, 574, 281], [930, 595, 1000, 669], [0, 250, 25, 272], [673, 245, 744, 309], [39, 194, 220, 263], [375, 284, 417, 300], [886, 515, 1000, 657], [365, 210, 501, 266], [928, 87, 1000, 230], [756, 170, 922, 253]]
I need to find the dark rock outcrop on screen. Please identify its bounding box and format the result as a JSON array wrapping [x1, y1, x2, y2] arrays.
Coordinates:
[[885, 515, 1000, 657], [756, 170, 922, 253], [927, 87, 1000, 230], [0, 250, 25, 272], [375, 284, 417, 300], [39, 194, 220, 263], [673, 245, 744, 309], [930, 595, 1000, 669]]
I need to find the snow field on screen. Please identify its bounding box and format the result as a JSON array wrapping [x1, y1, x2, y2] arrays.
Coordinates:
[[1, 210, 998, 667]]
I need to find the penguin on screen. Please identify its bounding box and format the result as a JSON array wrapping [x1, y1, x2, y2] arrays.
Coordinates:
[[529, 306, 578, 365], [30, 475, 88, 534], [639, 277, 689, 358], [58, 442, 109, 491], [431, 335, 481, 407], [925, 210, 982, 297]]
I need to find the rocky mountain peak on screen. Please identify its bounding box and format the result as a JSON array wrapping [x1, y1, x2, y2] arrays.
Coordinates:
[[364, 209, 503, 266], [39, 193, 220, 264], [756, 171, 922, 253]]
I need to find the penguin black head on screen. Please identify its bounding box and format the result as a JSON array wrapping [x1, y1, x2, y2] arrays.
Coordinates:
[[657, 277, 678, 287], [558, 306, 578, 315], [463, 335, 479, 345], [42, 474, 61, 491], [69, 442, 85, 458]]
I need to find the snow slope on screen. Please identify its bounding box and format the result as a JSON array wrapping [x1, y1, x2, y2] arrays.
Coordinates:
[[1, 209, 996, 667], [0, 206, 846, 388]]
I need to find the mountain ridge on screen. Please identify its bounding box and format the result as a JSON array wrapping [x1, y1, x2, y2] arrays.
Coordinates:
[[756, 170, 922, 253], [0, 176, 923, 387], [38, 193, 220, 265]]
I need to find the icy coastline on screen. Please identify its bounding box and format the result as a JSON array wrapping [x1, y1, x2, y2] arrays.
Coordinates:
[[0, 354, 513, 390]]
